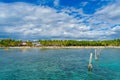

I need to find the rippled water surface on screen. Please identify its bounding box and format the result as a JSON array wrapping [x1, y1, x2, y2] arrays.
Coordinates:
[[0, 48, 120, 80]]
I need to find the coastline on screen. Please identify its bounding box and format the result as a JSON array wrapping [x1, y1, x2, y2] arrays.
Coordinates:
[[39, 46, 120, 49], [1, 46, 120, 49]]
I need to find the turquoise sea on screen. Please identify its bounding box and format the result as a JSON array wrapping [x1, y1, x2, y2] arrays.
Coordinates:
[[0, 48, 120, 80]]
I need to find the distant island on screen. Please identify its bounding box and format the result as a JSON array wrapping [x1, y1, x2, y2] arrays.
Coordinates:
[[0, 39, 120, 48]]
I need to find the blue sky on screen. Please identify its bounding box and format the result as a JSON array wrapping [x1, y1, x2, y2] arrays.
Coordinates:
[[0, 0, 120, 40]]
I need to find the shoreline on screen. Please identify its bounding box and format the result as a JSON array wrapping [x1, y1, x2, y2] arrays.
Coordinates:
[[1, 46, 120, 49]]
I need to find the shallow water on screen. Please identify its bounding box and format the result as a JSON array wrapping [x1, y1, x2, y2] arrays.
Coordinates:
[[0, 48, 120, 80]]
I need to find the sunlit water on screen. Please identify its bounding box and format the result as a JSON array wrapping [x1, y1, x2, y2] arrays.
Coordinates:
[[0, 48, 120, 80]]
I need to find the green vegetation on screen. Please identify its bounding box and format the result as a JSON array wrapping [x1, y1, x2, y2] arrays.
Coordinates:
[[0, 39, 120, 47], [0, 39, 32, 47], [39, 39, 120, 46]]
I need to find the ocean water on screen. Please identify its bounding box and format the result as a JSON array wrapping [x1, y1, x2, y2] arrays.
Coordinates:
[[0, 48, 120, 80]]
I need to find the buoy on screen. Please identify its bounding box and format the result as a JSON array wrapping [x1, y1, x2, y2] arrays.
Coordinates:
[[88, 53, 93, 71]]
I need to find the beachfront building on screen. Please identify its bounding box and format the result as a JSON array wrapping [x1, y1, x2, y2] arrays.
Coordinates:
[[21, 42, 27, 46], [32, 40, 41, 47]]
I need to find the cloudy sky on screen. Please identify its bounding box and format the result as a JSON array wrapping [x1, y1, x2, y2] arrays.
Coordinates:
[[0, 0, 120, 40]]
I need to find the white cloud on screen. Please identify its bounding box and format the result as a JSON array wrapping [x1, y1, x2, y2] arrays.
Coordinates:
[[95, 1, 120, 24], [0, 1, 120, 40], [112, 25, 120, 32], [54, 0, 59, 7], [80, 2, 88, 6]]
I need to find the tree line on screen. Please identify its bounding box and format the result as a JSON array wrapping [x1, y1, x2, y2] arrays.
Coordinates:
[[39, 39, 120, 46], [0, 39, 32, 47], [0, 39, 120, 47]]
